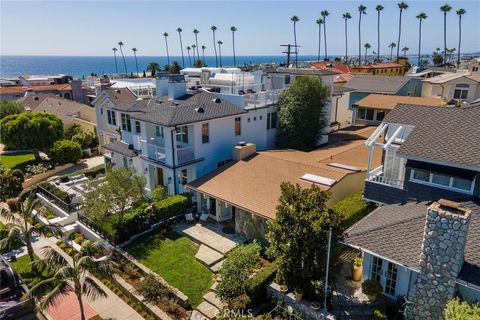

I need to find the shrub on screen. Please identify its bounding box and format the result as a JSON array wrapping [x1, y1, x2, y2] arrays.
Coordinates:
[[0, 100, 23, 119], [361, 279, 383, 296], [331, 191, 377, 231], [49, 140, 82, 165], [137, 274, 171, 303], [228, 293, 251, 311], [152, 194, 190, 222], [246, 260, 277, 302], [444, 298, 480, 320], [152, 185, 168, 202], [0, 167, 24, 201], [71, 129, 95, 149], [38, 182, 72, 204], [374, 309, 388, 320], [24, 163, 51, 176], [354, 257, 363, 267], [6, 198, 18, 212], [124, 262, 139, 279]]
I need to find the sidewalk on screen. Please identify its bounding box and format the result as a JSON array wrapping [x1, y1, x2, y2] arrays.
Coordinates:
[[48, 155, 105, 178]]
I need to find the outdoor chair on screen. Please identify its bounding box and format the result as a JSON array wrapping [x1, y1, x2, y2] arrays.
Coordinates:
[[185, 213, 194, 223], [199, 213, 209, 223]]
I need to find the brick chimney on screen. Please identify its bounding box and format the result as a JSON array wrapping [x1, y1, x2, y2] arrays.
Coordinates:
[[407, 199, 472, 320], [232, 142, 256, 161]]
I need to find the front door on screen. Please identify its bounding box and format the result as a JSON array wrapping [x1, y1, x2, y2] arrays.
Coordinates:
[[370, 257, 399, 298], [157, 167, 164, 186]]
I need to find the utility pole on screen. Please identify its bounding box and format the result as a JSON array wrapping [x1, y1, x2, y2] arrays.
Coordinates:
[[281, 44, 299, 68], [324, 227, 332, 311]]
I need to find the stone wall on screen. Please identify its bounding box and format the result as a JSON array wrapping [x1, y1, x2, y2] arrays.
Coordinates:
[[407, 200, 472, 320], [235, 208, 268, 241]]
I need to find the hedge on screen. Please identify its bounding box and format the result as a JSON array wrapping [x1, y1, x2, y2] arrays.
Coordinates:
[[61, 164, 106, 180], [246, 260, 278, 302], [152, 194, 190, 222], [331, 191, 377, 230], [38, 182, 72, 204]]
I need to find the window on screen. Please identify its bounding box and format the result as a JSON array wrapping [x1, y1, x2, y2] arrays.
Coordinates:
[[376, 110, 385, 121], [176, 126, 188, 143], [135, 121, 141, 134], [121, 113, 131, 132], [155, 125, 164, 138], [123, 156, 128, 168], [271, 112, 277, 128], [452, 177, 473, 191], [235, 117, 241, 136], [107, 110, 116, 126], [202, 123, 209, 143], [180, 169, 188, 185], [453, 84, 469, 100], [267, 113, 271, 130], [410, 169, 475, 194], [432, 173, 450, 186], [412, 169, 430, 182], [100, 108, 103, 115], [357, 108, 366, 120]]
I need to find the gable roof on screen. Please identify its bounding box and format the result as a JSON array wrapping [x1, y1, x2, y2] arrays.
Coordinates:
[[343, 200, 480, 286], [383, 104, 480, 168], [343, 75, 413, 94], [115, 91, 246, 127], [354, 94, 446, 110], [422, 71, 480, 84], [103, 141, 138, 157], [0, 83, 71, 95], [102, 87, 138, 107]]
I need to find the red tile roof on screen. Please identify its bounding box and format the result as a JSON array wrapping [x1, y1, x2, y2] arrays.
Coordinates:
[[310, 61, 353, 74]]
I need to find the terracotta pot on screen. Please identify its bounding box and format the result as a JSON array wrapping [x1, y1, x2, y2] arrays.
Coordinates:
[[352, 265, 362, 281], [294, 292, 303, 301]]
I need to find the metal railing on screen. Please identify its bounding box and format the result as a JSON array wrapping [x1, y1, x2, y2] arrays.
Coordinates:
[[244, 89, 284, 109], [37, 185, 81, 214], [177, 146, 195, 164], [367, 166, 404, 189], [144, 142, 167, 163]]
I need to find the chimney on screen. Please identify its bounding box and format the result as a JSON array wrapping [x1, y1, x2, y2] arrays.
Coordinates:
[[232, 142, 256, 161], [167, 74, 187, 100], [407, 200, 471, 320], [155, 72, 169, 97]]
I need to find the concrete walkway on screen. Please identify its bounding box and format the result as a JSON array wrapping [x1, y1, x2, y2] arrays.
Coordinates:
[[48, 155, 104, 179]]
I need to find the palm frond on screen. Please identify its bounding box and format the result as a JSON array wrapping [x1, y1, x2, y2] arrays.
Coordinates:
[[41, 246, 68, 271], [0, 207, 16, 223], [81, 277, 108, 301], [38, 281, 72, 310], [0, 226, 24, 251]]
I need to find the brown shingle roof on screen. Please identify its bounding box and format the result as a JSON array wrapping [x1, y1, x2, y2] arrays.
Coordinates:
[[103, 87, 138, 107], [354, 94, 446, 110], [0, 83, 71, 95], [19, 95, 92, 124], [343, 75, 413, 94]]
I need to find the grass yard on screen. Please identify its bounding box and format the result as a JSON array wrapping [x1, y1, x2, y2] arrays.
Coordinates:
[[11, 253, 53, 290], [0, 152, 35, 169], [125, 231, 213, 307]]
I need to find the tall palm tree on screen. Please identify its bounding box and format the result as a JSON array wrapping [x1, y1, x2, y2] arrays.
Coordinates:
[[316, 18, 323, 62], [29, 242, 116, 320], [364, 43, 371, 64], [201, 45, 206, 66], [375, 5, 384, 61], [456, 9, 466, 66], [231, 26, 237, 67], [176, 28, 185, 68], [146, 62, 160, 76], [342, 13, 351, 63], [211, 26, 218, 67], [112, 48, 118, 73], [0, 191, 61, 267], [388, 42, 397, 60], [193, 29, 200, 60], [191, 44, 197, 64], [118, 41, 127, 74], [186, 46, 192, 67], [131, 48, 139, 76], [396, 2, 409, 60], [440, 4, 452, 65], [321, 10, 329, 60], [290, 16, 299, 67], [416, 12, 428, 66], [163, 32, 170, 65], [217, 40, 223, 67], [358, 5, 367, 65], [402, 46, 409, 56]]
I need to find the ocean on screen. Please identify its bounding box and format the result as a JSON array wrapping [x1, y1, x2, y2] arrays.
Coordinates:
[[0, 55, 321, 78]]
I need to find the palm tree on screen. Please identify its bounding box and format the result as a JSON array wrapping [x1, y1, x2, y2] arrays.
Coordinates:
[[176, 28, 185, 68], [170, 61, 182, 74], [290, 16, 299, 67], [375, 5, 384, 61], [201, 45, 206, 66], [163, 32, 170, 65], [456, 9, 466, 66], [402, 46, 409, 56], [29, 242, 116, 320], [316, 18, 323, 62], [146, 62, 160, 77], [342, 13, 351, 63], [211, 26, 218, 67], [191, 44, 197, 64], [118, 41, 127, 74], [217, 40, 223, 67], [193, 29, 200, 60], [416, 12, 428, 66], [321, 10, 329, 60], [388, 42, 397, 60], [112, 48, 118, 73], [364, 43, 371, 64], [440, 4, 452, 65], [396, 2, 409, 60], [0, 191, 61, 267], [230, 26, 237, 67], [131, 48, 139, 76], [186, 46, 192, 67], [358, 5, 367, 65]]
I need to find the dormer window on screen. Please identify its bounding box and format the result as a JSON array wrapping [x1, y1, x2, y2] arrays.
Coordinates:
[[453, 83, 469, 100]]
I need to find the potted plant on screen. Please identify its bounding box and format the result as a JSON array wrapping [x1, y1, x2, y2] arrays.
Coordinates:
[[310, 301, 321, 311], [352, 257, 363, 281], [279, 285, 289, 293], [294, 288, 303, 301], [361, 279, 383, 301]]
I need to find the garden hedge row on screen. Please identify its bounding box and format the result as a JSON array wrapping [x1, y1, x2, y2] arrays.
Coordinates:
[[331, 191, 376, 230], [246, 260, 278, 302], [38, 182, 72, 204]]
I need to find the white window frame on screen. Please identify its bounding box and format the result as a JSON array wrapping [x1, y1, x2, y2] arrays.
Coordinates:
[[107, 109, 117, 126], [409, 169, 475, 195], [453, 83, 470, 101]]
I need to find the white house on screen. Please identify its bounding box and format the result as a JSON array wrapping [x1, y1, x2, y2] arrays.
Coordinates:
[[421, 71, 480, 103]]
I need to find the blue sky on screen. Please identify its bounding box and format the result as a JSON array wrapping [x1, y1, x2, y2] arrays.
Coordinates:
[[1, 0, 479, 56]]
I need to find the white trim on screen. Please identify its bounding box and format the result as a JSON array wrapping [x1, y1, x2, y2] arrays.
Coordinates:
[[409, 169, 476, 195], [398, 154, 480, 172]]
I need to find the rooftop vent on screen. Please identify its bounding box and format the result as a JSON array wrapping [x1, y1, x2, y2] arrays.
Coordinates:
[[170, 102, 179, 107], [115, 89, 121, 94], [213, 98, 221, 103], [128, 144, 134, 150], [195, 106, 205, 113], [136, 97, 143, 101], [300, 173, 336, 187], [237, 141, 247, 146], [33, 96, 39, 101], [155, 99, 163, 104]]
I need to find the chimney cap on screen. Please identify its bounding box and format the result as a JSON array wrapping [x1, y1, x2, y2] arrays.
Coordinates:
[[237, 141, 247, 146]]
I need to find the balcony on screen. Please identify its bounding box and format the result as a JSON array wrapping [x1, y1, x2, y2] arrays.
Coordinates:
[[244, 89, 284, 109], [177, 145, 195, 164], [367, 165, 405, 189], [145, 142, 167, 163]]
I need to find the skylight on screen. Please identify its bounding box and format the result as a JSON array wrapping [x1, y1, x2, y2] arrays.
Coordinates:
[[300, 174, 336, 186], [327, 163, 361, 172]]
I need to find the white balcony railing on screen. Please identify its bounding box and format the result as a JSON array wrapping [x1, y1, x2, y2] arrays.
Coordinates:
[[177, 146, 195, 164], [145, 143, 167, 163], [244, 89, 284, 109], [367, 165, 404, 189]]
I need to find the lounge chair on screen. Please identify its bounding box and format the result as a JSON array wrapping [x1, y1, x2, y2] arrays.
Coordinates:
[[185, 213, 194, 223], [199, 213, 209, 222]]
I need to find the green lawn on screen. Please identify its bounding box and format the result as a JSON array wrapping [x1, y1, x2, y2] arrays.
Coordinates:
[[11, 253, 53, 290], [0, 152, 35, 169], [125, 231, 213, 307]]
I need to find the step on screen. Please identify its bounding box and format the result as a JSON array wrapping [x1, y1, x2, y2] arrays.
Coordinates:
[[203, 291, 225, 310], [209, 282, 218, 292], [196, 301, 219, 320], [210, 259, 224, 273], [195, 245, 224, 267], [190, 310, 209, 320]]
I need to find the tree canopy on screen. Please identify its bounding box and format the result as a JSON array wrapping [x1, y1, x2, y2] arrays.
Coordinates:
[[0, 112, 63, 159], [276, 76, 328, 150], [66, 125, 95, 149], [266, 182, 342, 292], [0, 101, 23, 119], [48, 140, 83, 165], [444, 298, 480, 320]]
